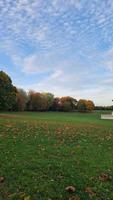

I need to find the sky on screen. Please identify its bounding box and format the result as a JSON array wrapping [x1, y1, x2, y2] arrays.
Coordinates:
[[0, 0, 113, 106]]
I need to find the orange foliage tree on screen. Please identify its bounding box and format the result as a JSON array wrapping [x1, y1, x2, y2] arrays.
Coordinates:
[[60, 96, 77, 111], [27, 92, 48, 111], [16, 89, 28, 111], [77, 99, 95, 112]]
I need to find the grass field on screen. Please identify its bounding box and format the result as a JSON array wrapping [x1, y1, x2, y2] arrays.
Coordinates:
[[0, 111, 113, 200]]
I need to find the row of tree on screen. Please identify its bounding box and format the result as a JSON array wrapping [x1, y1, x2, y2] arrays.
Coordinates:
[[95, 106, 113, 110], [0, 71, 95, 112]]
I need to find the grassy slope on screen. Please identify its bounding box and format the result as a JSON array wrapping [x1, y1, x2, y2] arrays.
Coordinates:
[[0, 111, 113, 200]]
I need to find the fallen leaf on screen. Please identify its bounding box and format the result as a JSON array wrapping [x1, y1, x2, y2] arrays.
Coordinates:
[[24, 196, 31, 200], [85, 187, 95, 198], [99, 173, 110, 182], [8, 193, 17, 198], [18, 191, 25, 198], [65, 186, 76, 193], [0, 176, 5, 183]]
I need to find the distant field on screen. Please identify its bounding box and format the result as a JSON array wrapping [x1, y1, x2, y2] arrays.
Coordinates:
[[0, 111, 113, 200]]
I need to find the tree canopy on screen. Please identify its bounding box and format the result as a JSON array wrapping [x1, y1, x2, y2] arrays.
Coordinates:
[[0, 71, 95, 112], [77, 99, 95, 112], [0, 71, 17, 110]]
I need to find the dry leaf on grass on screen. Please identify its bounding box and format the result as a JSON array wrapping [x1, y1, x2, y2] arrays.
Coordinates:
[[85, 187, 95, 198], [65, 186, 76, 193], [0, 176, 5, 183], [99, 173, 110, 182], [24, 196, 31, 200]]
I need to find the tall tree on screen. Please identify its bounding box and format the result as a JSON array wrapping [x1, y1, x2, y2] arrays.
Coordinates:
[[77, 99, 95, 112], [77, 99, 87, 112], [16, 88, 28, 111], [27, 92, 48, 111], [60, 96, 77, 111], [42, 93, 54, 110], [51, 97, 61, 111], [86, 100, 95, 111], [0, 71, 17, 110]]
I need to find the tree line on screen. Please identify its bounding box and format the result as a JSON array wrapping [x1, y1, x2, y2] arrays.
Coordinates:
[[0, 71, 95, 112]]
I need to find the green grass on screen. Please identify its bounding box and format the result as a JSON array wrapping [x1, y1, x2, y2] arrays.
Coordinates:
[[0, 111, 113, 200]]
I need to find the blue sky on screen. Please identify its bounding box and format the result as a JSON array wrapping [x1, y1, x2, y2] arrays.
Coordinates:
[[0, 0, 113, 105]]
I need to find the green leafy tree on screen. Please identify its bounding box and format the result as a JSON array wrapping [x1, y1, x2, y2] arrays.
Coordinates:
[[0, 71, 17, 110]]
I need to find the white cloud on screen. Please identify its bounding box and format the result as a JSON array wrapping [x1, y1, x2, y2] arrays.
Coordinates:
[[50, 70, 63, 79], [1, 1, 113, 105], [12, 52, 55, 74]]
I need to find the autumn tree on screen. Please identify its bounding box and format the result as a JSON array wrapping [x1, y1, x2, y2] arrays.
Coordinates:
[[42, 93, 54, 110], [51, 97, 61, 111], [0, 71, 17, 110], [77, 99, 95, 112], [27, 92, 48, 111], [77, 99, 87, 112], [86, 100, 95, 111], [60, 96, 77, 111], [16, 88, 28, 111]]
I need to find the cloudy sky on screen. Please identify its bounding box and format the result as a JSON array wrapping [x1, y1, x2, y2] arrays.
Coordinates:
[[0, 0, 113, 105]]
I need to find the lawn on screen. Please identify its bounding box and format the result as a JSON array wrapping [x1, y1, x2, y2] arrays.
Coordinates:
[[0, 111, 113, 200]]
